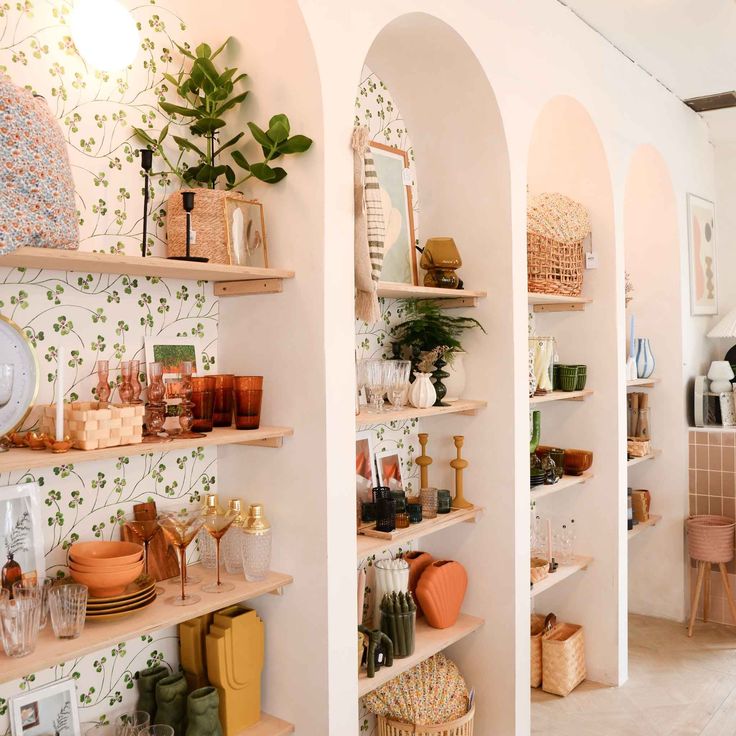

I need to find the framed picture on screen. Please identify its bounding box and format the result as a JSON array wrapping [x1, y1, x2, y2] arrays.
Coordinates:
[[370, 141, 417, 285], [356, 430, 377, 505], [687, 193, 717, 316], [224, 196, 268, 268], [0, 482, 45, 587], [375, 449, 406, 492], [10, 679, 80, 736]]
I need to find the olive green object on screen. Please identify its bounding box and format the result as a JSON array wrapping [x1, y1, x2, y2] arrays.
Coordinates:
[[154, 673, 189, 736], [379, 591, 417, 658], [137, 665, 169, 721], [530, 410, 541, 454], [185, 687, 223, 736]]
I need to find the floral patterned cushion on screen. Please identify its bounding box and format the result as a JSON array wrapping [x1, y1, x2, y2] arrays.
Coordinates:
[[0, 75, 78, 255]]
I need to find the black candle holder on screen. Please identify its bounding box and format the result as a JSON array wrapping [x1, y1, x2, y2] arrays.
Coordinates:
[[168, 191, 209, 263], [139, 148, 153, 258]]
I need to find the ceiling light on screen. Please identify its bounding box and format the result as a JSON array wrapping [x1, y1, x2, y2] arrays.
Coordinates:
[[70, 0, 139, 72]]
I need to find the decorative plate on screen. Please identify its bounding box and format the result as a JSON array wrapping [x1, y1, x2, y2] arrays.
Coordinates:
[[0, 314, 38, 436], [87, 590, 157, 615], [85, 595, 156, 620], [86, 574, 155, 604], [86, 586, 156, 609]]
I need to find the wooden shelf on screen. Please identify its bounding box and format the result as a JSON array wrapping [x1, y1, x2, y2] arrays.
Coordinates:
[[238, 713, 294, 736], [356, 399, 486, 427], [628, 514, 662, 540], [531, 556, 593, 598], [531, 472, 593, 501], [0, 247, 294, 295], [358, 613, 484, 696], [528, 292, 592, 313], [530, 389, 593, 404], [627, 449, 661, 468], [357, 506, 483, 559], [0, 425, 293, 473], [0, 568, 292, 686], [627, 378, 659, 389], [376, 281, 486, 308]]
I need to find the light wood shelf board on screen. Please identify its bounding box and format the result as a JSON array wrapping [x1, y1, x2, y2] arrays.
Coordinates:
[[0, 247, 294, 291], [237, 713, 294, 736], [530, 389, 593, 404], [627, 449, 661, 468], [528, 292, 592, 312], [531, 472, 593, 501], [356, 399, 486, 427], [358, 613, 484, 696], [627, 378, 659, 389], [0, 425, 294, 474], [377, 281, 486, 308], [628, 514, 662, 541], [530, 555, 593, 598], [357, 507, 483, 559], [0, 568, 292, 686]]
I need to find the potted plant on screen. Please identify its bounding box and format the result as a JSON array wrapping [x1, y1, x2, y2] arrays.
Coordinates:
[[133, 38, 312, 262]]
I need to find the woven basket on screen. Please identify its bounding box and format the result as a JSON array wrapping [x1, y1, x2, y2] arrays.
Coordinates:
[[542, 623, 586, 696], [527, 193, 590, 297], [531, 614, 546, 688], [42, 402, 144, 450], [377, 707, 474, 736], [686, 515, 736, 563], [531, 557, 549, 585]]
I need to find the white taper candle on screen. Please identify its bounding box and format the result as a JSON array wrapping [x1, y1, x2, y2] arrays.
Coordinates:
[[55, 345, 65, 441]]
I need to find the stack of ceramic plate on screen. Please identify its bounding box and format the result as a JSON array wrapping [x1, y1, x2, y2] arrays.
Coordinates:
[[530, 469, 546, 487], [86, 575, 157, 621]]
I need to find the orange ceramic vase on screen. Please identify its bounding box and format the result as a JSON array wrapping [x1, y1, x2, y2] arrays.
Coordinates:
[[416, 560, 468, 629], [404, 551, 434, 616]]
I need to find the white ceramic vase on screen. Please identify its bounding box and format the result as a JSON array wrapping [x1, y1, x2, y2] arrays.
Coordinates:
[[635, 338, 655, 379], [443, 351, 466, 402], [409, 372, 437, 409]]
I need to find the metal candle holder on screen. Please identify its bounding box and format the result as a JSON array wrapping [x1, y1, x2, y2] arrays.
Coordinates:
[[168, 191, 209, 263], [139, 148, 153, 258]]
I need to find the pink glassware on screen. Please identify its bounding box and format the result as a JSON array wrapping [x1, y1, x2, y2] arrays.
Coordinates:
[[130, 359, 143, 404], [96, 360, 111, 405], [119, 361, 134, 404]]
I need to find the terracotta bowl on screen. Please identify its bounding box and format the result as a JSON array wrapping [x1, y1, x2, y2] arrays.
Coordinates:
[[563, 449, 593, 476], [69, 561, 144, 597], [69, 559, 143, 575], [69, 541, 143, 567]]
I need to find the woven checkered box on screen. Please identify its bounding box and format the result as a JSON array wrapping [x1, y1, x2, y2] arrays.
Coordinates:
[[42, 402, 144, 450]]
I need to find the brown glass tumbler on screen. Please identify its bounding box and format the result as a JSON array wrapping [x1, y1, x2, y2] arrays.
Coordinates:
[[212, 374, 234, 427], [191, 376, 215, 432], [234, 376, 264, 430]]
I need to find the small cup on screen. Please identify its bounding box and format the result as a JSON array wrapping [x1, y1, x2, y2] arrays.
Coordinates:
[[116, 711, 151, 736], [391, 490, 407, 513], [13, 578, 54, 629], [212, 374, 234, 427], [48, 583, 88, 640], [234, 376, 264, 430], [558, 365, 579, 392], [361, 502, 377, 523], [420, 487, 438, 519], [191, 376, 216, 433], [407, 503, 423, 524], [437, 489, 452, 514], [0, 586, 42, 657], [573, 365, 587, 391]]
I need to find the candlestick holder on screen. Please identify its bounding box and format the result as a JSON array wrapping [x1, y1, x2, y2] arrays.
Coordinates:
[[130, 359, 143, 404], [416, 433, 432, 489], [139, 148, 153, 258], [450, 435, 473, 509], [44, 435, 72, 453], [168, 191, 209, 263]]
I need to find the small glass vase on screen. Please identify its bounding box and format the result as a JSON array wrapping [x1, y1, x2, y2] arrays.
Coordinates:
[[96, 360, 111, 405], [119, 361, 134, 404]]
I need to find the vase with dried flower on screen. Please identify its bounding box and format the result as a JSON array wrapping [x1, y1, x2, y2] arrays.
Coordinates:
[[2, 511, 30, 592]]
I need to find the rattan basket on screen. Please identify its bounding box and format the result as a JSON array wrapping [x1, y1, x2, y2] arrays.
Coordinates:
[[527, 193, 590, 297], [531, 614, 546, 688], [686, 515, 736, 563], [531, 557, 549, 585], [542, 623, 586, 696], [377, 706, 475, 736]]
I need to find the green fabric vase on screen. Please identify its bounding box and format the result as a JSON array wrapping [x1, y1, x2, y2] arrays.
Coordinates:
[[137, 665, 169, 721], [185, 687, 223, 736], [154, 673, 189, 736]]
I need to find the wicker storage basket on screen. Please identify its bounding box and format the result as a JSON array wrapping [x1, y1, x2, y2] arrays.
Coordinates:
[[531, 614, 546, 688], [531, 557, 549, 585], [527, 193, 590, 297], [377, 707, 474, 736], [542, 623, 586, 696], [686, 515, 736, 563], [42, 402, 144, 450]]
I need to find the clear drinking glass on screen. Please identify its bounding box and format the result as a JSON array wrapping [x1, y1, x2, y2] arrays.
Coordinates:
[[201, 508, 238, 593], [13, 578, 53, 629], [158, 507, 205, 606], [48, 583, 88, 639], [365, 360, 389, 413], [388, 360, 411, 408], [141, 727, 175, 736], [356, 359, 370, 409], [116, 711, 151, 736], [0, 585, 41, 657]]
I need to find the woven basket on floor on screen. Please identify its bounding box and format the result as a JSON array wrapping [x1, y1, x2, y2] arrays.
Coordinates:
[[686, 515, 736, 563], [377, 707, 474, 736], [531, 614, 546, 688], [542, 623, 586, 696], [527, 193, 590, 297]]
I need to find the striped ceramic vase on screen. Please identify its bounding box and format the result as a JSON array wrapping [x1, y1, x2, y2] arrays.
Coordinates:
[[635, 338, 655, 379]]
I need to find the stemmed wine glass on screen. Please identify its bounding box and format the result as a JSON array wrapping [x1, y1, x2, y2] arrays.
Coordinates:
[[0, 364, 14, 453], [158, 507, 205, 606], [124, 514, 164, 595], [365, 360, 390, 413], [388, 360, 411, 408], [201, 507, 238, 593]]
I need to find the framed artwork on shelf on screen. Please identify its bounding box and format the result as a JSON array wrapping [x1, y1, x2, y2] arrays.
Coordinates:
[[687, 193, 717, 316], [370, 141, 417, 285], [0, 482, 45, 587], [375, 449, 407, 492], [224, 196, 269, 268], [10, 680, 81, 736], [356, 430, 377, 506]]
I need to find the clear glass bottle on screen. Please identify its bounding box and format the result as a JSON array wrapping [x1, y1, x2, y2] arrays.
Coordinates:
[[241, 503, 272, 582], [222, 499, 247, 574], [198, 493, 222, 569]]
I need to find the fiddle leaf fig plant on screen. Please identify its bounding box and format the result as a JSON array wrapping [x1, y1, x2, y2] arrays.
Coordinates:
[[133, 38, 312, 189]]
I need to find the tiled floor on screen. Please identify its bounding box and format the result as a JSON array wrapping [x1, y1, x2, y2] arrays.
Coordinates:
[[532, 614, 736, 735]]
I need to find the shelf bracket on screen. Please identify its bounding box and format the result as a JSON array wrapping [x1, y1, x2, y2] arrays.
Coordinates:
[[268, 586, 285, 596], [214, 279, 284, 297], [532, 303, 586, 313], [431, 297, 479, 310], [237, 436, 285, 448]]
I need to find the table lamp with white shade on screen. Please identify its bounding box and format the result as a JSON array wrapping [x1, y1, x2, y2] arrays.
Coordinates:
[[708, 361, 735, 393]]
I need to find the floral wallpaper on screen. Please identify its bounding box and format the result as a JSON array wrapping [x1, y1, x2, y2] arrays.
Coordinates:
[[0, 1, 217, 732]]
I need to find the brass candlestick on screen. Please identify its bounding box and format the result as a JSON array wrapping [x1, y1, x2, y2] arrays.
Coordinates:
[[416, 433, 432, 489], [450, 435, 473, 509]]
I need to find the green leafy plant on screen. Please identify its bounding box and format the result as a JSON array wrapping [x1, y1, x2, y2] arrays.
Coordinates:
[[133, 38, 312, 189]]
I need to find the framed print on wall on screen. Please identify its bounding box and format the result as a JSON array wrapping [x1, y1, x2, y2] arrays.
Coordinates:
[[10, 680, 81, 736], [224, 195, 269, 268], [687, 193, 717, 316], [356, 430, 377, 506], [375, 449, 406, 492], [370, 141, 417, 285], [0, 482, 45, 587]]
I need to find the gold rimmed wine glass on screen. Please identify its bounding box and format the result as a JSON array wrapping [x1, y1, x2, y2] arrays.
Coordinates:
[[201, 508, 238, 593], [157, 508, 204, 606], [124, 514, 164, 596]]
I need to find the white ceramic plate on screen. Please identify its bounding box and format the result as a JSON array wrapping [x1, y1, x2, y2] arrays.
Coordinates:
[[0, 315, 38, 436]]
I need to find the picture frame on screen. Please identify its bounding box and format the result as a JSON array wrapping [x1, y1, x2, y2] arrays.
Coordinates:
[[375, 449, 406, 493], [224, 195, 269, 268], [356, 430, 377, 505], [369, 141, 417, 285], [687, 193, 717, 316], [0, 482, 45, 587], [10, 679, 81, 736]]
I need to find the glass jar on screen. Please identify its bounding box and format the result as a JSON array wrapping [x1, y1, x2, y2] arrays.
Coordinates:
[[375, 497, 396, 533], [371, 559, 409, 628], [420, 487, 438, 519], [198, 493, 222, 569], [242, 504, 271, 582], [223, 499, 247, 575], [407, 503, 423, 524], [395, 512, 410, 529], [391, 490, 407, 513]]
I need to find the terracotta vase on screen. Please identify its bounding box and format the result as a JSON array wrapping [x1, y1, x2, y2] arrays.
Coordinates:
[[415, 560, 468, 629], [403, 551, 434, 616]]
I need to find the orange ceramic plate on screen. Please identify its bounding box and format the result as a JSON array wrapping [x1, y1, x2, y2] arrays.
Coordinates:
[[85, 595, 156, 621], [86, 574, 156, 604]]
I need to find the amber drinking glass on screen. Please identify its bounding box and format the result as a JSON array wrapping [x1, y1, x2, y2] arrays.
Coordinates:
[[158, 508, 205, 606], [234, 376, 263, 430], [213, 374, 234, 427], [191, 376, 215, 433], [201, 508, 238, 593]]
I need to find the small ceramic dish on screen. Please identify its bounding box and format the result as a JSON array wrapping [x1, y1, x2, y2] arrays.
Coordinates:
[[69, 561, 144, 597], [69, 541, 143, 566], [563, 449, 594, 476], [26, 431, 47, 450]]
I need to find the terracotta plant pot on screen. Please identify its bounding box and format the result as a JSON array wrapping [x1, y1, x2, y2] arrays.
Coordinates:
[[415, 560, 468, 629], [403, 551, 434, 616]]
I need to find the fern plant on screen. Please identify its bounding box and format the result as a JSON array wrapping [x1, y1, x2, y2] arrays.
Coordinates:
[[5, 511, 30, 557]]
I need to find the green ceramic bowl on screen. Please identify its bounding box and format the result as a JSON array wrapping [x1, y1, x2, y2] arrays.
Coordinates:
[[558, 365, 579, 392]]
